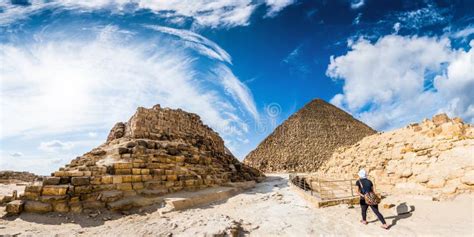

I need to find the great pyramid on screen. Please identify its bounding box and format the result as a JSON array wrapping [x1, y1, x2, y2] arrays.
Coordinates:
[[7, 104, 263, 214], [243, 99, 376, 172]]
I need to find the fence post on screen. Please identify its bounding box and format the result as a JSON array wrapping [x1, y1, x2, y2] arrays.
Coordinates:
[[350, 180, 354, 196], [318, 179, 322, 200]]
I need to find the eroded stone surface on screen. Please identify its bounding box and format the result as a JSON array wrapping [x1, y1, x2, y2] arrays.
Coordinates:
[[316, 114, 474, 199]]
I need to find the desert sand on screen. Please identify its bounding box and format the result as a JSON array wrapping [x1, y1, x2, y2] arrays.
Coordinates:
[[1, 174, 473, 236]]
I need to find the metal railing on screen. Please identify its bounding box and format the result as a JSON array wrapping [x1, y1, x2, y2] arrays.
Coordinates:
[[289, 173, 356, 201]]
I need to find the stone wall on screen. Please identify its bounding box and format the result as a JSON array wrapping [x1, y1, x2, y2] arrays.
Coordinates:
[[7, 105, 263, 215], [315, 113, 474, 200]]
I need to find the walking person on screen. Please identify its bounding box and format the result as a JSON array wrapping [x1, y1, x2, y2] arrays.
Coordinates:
[[355, 169, 390, 229]]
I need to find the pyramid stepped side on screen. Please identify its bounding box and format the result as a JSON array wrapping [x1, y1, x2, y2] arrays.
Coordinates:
[[243, 99, 376, 172], [315, 114, 474, 199], [13, 105, 263, 214]]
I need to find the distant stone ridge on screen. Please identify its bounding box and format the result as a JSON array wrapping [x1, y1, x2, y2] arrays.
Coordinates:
[[9, 104, 263, 214], [243, 99, 376, 172]]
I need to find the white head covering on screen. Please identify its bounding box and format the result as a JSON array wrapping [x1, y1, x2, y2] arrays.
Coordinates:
[[358, 169, 367, 179]]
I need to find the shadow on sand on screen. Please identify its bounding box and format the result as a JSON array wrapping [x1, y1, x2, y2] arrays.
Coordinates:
[[367, 202, 415, 228]]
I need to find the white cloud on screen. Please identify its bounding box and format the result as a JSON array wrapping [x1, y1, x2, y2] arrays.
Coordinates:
[[0, 25, 258, 145], [264, 0, 295, 17], [10, 152, 23, 157], [0, 0, 296, 28], [350, 0, 364, 9], [327, 35, 474, 130], [393, 22, 401, 33], [38, 140, 74, 152], [87, 132, 98, 138]]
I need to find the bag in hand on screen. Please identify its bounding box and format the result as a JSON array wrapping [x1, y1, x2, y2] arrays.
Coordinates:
[[360, 180, 381, 205]]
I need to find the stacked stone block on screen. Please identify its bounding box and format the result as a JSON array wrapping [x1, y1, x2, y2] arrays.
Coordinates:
[[7, 105, 263, 214]]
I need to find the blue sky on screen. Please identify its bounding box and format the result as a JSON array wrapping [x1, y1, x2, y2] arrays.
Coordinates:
[[1, 0, 473, 174]]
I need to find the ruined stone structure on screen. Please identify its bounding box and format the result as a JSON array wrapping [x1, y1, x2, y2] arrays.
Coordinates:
[[0, 171, 39, 184], [316, 114, 474, 199], [244, 99, 376, 172], [6, 105, 263, 214]]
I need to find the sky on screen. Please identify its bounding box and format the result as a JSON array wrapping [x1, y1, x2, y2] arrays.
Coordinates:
[[1, 0, 473, 175]]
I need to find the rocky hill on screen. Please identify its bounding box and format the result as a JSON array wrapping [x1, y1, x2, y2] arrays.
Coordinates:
[[0, 171, 39, 184], [243, 99, 376, 172], [7, 104, 263, 214], [316, 114, 474, 199]]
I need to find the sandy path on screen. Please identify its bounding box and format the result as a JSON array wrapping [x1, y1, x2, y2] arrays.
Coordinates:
[[1, 174, 473, 236]]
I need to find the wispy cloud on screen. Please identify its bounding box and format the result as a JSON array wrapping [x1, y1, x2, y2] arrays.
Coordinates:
[[38, 140, 74, 152], [145, 25, 232, 64], [0, 0, 297, 28], [10, 152, 23, 157], [350, 0, 365, 9], [0, 25, 257, 147], [282, 45, 311, 78]]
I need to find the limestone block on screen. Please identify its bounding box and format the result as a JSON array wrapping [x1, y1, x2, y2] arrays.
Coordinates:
[[140, 188, 168, 197], [141, 169, 150, 175], [132, 168, 141, 175], [142, 175, 153, 181], [100, 190, 123, 202], [92, 184, 115, 192], [71, 176, 90, 186], [42, 185, 69, 196], [90, 176, 102, 185], [102, 176, 113, 184], [43, 177, 61, 185], [117, 183, 133, 191], [121, 175, 132, 183], [132, 182, 144, 190], [25, 185, 42, 193], [415, 174, 430, 183], [167, 175, 178, 181], [115, 169, 132, 175], [82, 201, 105, 209], [152, 169, 164, 175], [113, 176, 123, 184], [114, 163, 133, 169], [65, 171, 84, 177], [70, 203, 82, 213], [39, 195, 68, 202], [6, 200, 24, 215], [133, 162, 146, 168], [74, 185, 92, 194], [132, 175, 142, 182], [24, 201, 52, 213], [24, 191, 40, 200], [53, 171, 67, 177], [442, 186, 457, 194], [461, 170, 474, 185], [52, 201, 69, 212], [427, 177, 446, 188]]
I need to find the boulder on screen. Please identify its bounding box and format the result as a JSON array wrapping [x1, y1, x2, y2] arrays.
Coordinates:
[[460, 170, 474, 186], [6, 200, 24, 215], [426, 177, 446, 189], [24, 201, 52, 213]]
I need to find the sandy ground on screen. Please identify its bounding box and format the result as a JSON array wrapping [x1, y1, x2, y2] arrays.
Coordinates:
[[1, 174, 473, 236]]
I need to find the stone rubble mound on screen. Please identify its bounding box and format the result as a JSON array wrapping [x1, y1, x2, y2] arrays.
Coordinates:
[[6, 104, 263, 215], [243, 99, 376, 172], [0, 171, 39, 184], [316, 113, 474, 199]]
